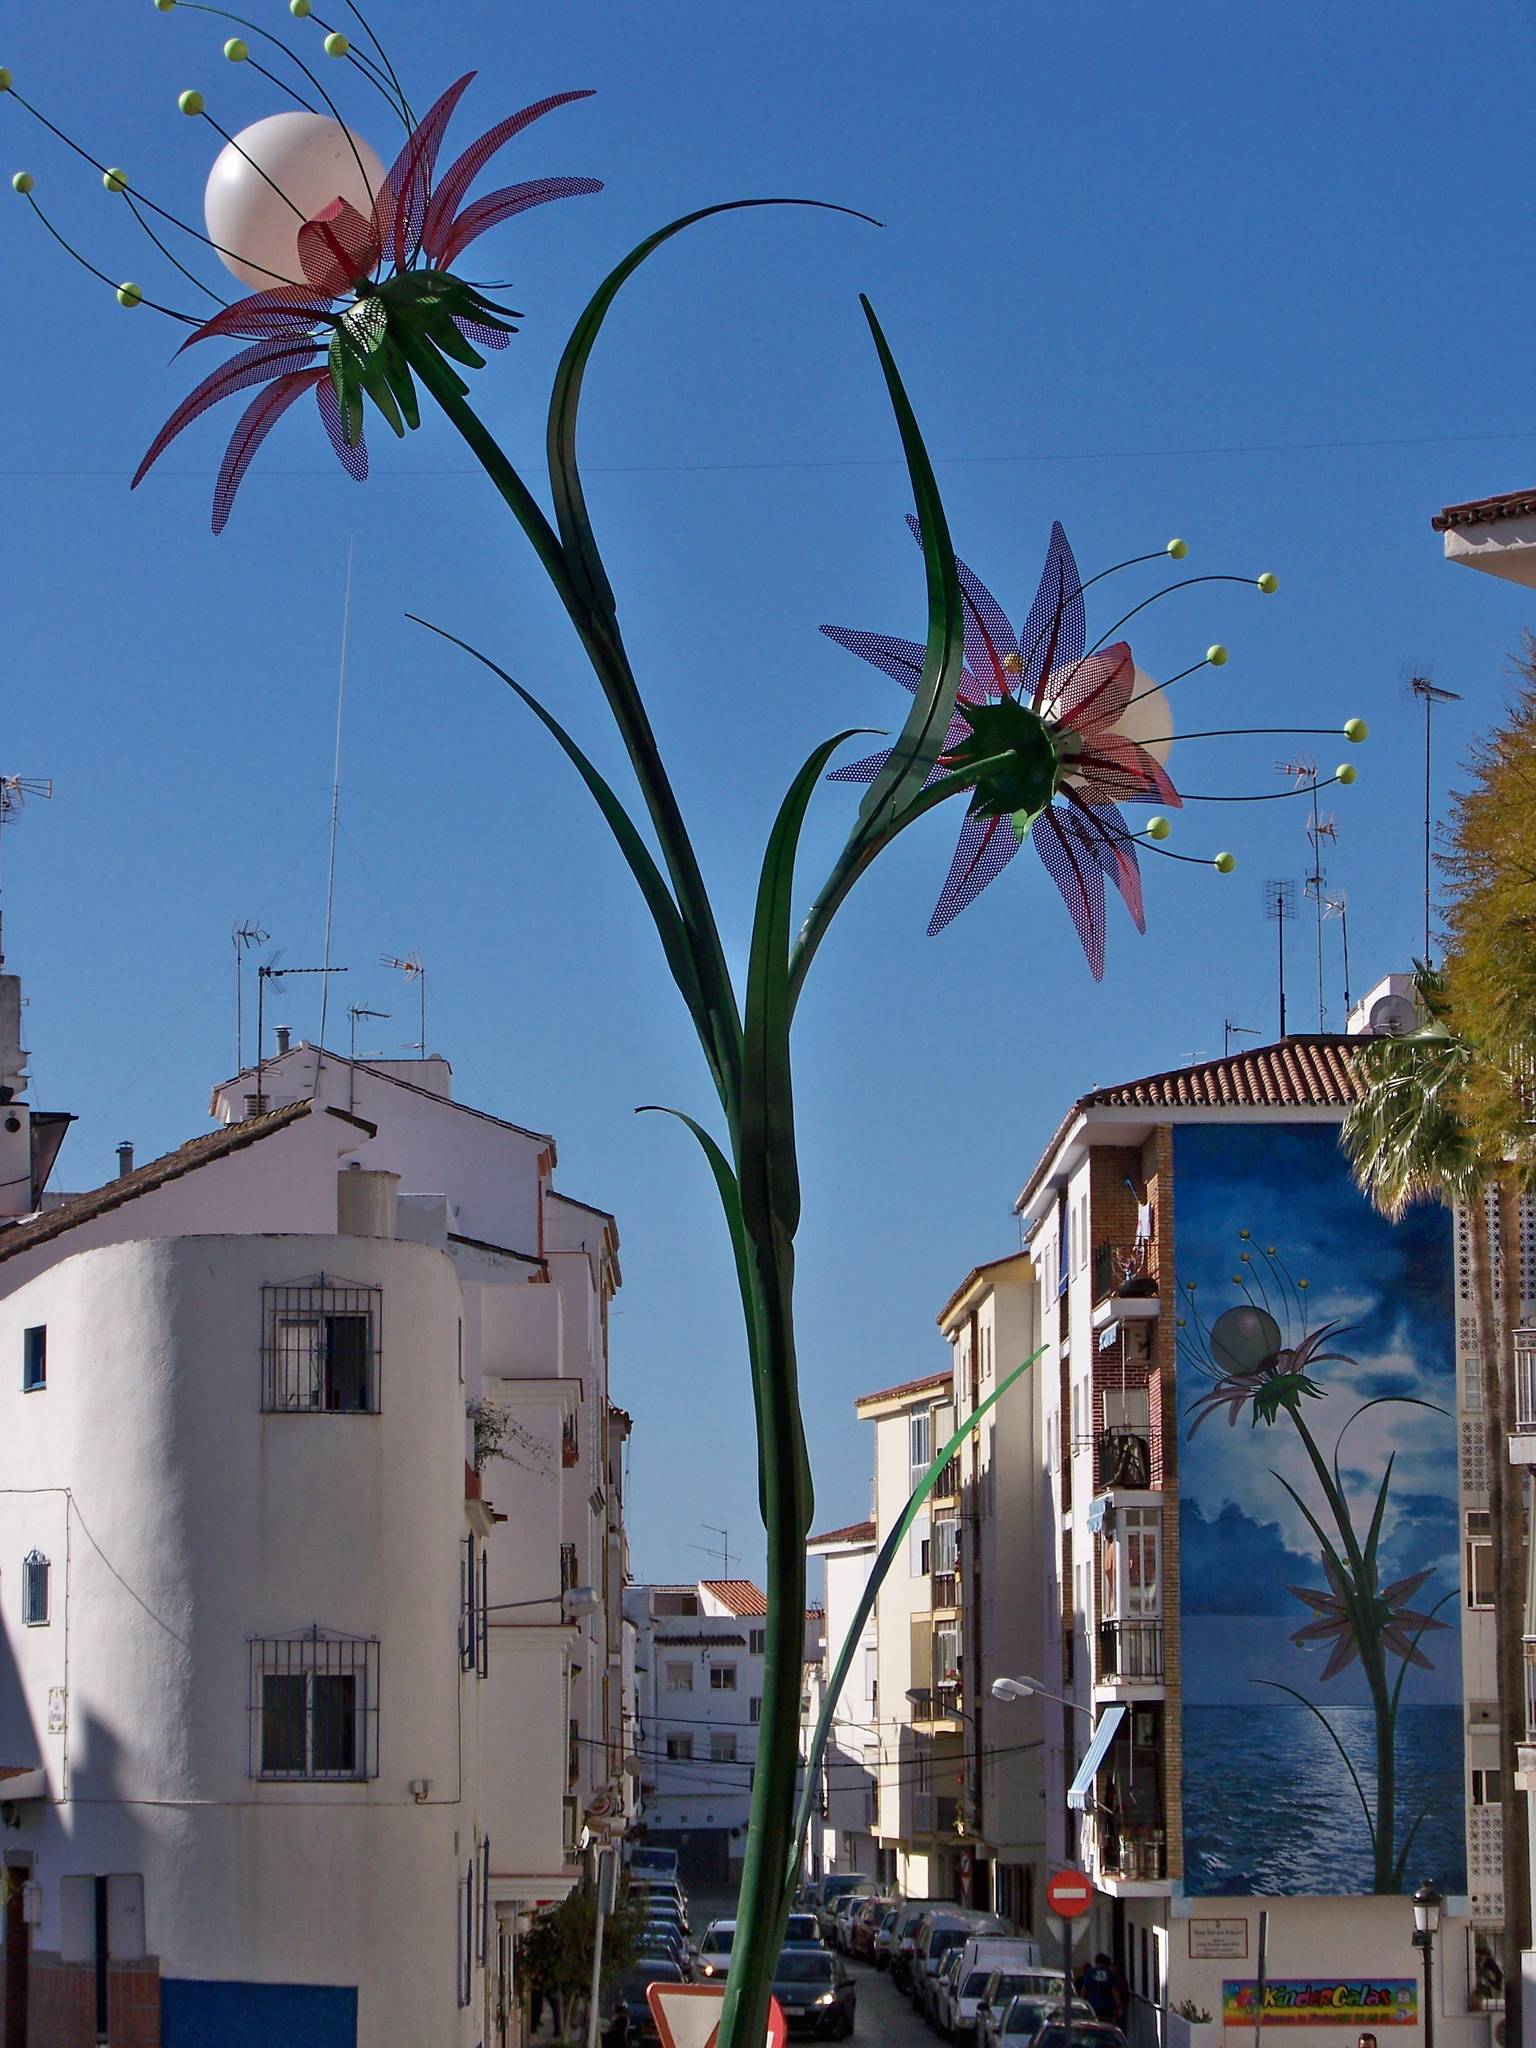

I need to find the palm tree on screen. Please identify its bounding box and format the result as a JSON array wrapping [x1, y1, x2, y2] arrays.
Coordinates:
[[1343, 970, 1528, 2039]]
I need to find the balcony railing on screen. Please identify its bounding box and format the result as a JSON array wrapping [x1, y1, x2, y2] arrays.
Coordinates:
[[1525, 1641, 1536, 1740], [1098, 1819, 1167, 1882], [931, 1455, 961, 1503], [1098, 1618, 1164, 1683], [1096, 1428, 1152, 1492], [1516, 1334, 1536, 1433], [1093, 1240, 1159, 1305], [931, 1570, 960, 1610]]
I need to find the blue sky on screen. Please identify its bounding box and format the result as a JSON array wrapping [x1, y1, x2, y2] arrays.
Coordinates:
[[1, 2, 1532, 1584]]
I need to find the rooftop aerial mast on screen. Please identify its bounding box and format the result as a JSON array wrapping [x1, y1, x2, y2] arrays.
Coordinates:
[[0, 776, 53, 969]]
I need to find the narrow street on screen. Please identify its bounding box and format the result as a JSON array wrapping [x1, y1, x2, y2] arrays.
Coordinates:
[[841, 1954, 939, 2046]]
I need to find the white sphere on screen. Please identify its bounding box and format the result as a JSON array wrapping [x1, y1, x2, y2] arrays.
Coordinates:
[[204, 112, 385, 291], [1114, 665, 1174, 768]]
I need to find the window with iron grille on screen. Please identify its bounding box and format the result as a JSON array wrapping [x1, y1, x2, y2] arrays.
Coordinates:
[[457, 1857, 475, 2007], [560, 1541, 579, 1595], [249, 1628, 379, 1778], [262, 1278, 381, 1413], [22, 1326, 45, 1392], [21, 1550, 49, 1626], [461, 1533, 488, 1677]]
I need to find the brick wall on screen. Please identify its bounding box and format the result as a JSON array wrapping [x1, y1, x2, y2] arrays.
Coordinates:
[[1148, 1124, 1182, 1880], [4, 1952, 159, 2048]]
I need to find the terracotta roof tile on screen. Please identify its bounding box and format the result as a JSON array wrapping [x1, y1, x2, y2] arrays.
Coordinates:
[[854, 1367, 953, 1411], [654, 1632, 747, 1647], [807, 1519, 877, 1547], [1432, 489, 1536, 533], [0, 1099, 339, 1266], [699, 1580, 768, 1616]]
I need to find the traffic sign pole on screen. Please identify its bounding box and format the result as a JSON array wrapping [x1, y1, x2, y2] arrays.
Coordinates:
[[1044, 1867, 1093, 2048]]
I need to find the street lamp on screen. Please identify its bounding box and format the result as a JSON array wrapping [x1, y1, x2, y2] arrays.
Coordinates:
[[1412, 1882, 1442, 2048], [991, 1674, 1093, 1718], [486, 1585, 601, 1618]]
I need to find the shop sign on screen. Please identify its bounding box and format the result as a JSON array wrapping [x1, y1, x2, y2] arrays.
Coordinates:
[[1222, 1980, 1418, 2027]]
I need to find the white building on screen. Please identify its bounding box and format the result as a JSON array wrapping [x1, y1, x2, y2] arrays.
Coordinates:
[[625, 1580, 768, 1889], [0, 997, 632, 2048], [803, 1520, 879, 1885]]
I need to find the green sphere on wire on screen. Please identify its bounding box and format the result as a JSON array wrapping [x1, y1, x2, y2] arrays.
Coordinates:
[[1256, 572, 1278, 593], [1145, 815, 1171, 841], [224, 37, 248, 61], [1343, 718, 1368, 742], [178, 89, 205, 115], [103, 167, 129, 194], [0, 69, 11, 92], [1206, 644, 1229, 667], [153, 0, 176, 11], [1167, 538, 1188, 560], [289, 0, 312, 14], [11, 170, 34, 194], [1213, 851, 1237, 874], [323, 30, 349, 54], [1337, 763, 1357, 786], [117, 281, 143, 308]]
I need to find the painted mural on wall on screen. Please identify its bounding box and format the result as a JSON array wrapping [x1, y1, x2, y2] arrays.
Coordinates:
[[1175, 1122, 1465, 1897]]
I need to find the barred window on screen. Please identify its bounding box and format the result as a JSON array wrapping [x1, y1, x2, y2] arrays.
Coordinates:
[[460, 1533, 488, 1678], [22, 1326, 45, 1393], [249, 1628, 379, 1778], [21, 1550, 49, 1626], [262, 1278, 381, 1414]]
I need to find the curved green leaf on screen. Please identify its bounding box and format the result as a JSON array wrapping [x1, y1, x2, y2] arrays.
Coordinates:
[[547, 199, 881, 617], [1255, 1679, 1376, 1855], [406, 613, 734, 1102], [786, 1346, 1042, 1909]]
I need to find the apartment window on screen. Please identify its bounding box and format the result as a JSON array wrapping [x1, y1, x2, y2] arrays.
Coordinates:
[[931, 1518, 959, 1575], [666, 1731, 694, 1761], [1473, 1768, 1504, 1806], [749, 1696, 763, 1725], [21, 1550, 49, 1626], [710, 1732, 738, 1764], [1466, 1511, 1494, 1608], [910, 1409, 932, 1484], [749, 1628, 766, 1655], [262, 1278, 380, 1413], [249, 1628, 379, 1778], [710, 1664, 738, 1691], [457, 1857, 476, 2007], [665, 1660, 694, 1692], [460, 1533, 488, 1677], [22, 1325, 45, 1392]]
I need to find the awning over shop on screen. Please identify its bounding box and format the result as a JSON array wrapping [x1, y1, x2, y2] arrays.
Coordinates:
[[1067, 1704, 1125, 1811]]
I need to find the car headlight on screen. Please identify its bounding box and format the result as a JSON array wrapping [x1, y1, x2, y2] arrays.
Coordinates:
[[699, 1963, 716, 1977]]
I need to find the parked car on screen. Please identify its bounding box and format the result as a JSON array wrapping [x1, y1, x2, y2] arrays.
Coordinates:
[[873, 1908, 899, 1971], [941, 1940, 1043, 2041], [1028, 2025, 1127, 2048], [930, 1947, 967, 2035], [628, 1845, 680, 1882], [692, 1919, 736, 1982], [847, 1895, 895, 1959], [829, 1893, 866, 1952], [978, 1999, 1099, 2048], [604, 1960, 684, 2044], [783, 1914, 826, 1950], [889, 1898, 945, 1991], [633, 1932, 689, 1980], [913, 1912, 1011, 2021], [814, 1873, 878, 1943], [973, 1974, 1079, 2048], [769, 1947, 857, 2039]]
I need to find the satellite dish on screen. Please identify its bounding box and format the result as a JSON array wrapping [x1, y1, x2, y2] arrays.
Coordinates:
[[1368, 993, 1416, 1037]]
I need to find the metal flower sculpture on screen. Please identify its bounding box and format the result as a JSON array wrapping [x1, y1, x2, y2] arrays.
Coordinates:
[[8, 10, 1369, 2038], [824, 518, 1182, 975], [1179, 1239, 1452, 1891]]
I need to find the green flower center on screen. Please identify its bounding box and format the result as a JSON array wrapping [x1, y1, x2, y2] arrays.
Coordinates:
[[942, 695, 1059, 830]]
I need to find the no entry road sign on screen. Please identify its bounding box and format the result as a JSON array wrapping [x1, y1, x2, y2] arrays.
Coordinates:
[[1045, 1869, 1093, 1919], [647, 1982, 787, 2048]]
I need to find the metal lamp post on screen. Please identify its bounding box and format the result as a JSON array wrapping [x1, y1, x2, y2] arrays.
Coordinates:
[[1412, 1882, 1442, 2048]]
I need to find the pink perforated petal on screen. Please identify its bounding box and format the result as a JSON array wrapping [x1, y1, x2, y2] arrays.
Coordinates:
[[134, 338, 322, 488], [297, 198, 381, 296], [927, 811, 1024, 936], [374, 72, 477, 269], [211, 369, 326, 534], [1070, 734, 1180, 809], [422, 90, 596, 261], [176, 285, 335, 353], [1046, 642, 1134, 736], [1031, 806, 1107, 979], [1059, 792, 1144, 932], [436, 175, 603, 267], [315, 377, 368, 481]]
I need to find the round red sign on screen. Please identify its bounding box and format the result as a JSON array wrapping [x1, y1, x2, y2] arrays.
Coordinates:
[[1045, 1870, 1093, 1918]]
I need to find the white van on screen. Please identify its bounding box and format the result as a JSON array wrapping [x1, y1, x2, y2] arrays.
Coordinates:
[[940, 1938, 1045, 2041], [913, 1910, 1010, 2021]]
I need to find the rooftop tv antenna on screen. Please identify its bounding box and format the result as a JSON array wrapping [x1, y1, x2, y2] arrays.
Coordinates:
[[381, 953, 426, 1054], [1407, 674, 1461, 963], [254, 960, 347, 1113], [1264, 879, 1297, 1039], [231, 921, 269, 1072], [1224, 1018, 1259, 1058], [1280, 754, 1337, 1033], [688, 1523, 734, 1583], [1324, 893, 1352, 1015], [0, 776, 53, 968], [347, 1002, 389, 1116]]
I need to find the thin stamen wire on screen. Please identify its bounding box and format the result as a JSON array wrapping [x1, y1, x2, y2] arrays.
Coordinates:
[[241, 52, 324, 117], [5, 86, 321, 290], [198, 109, 307, 223], [1111, 656, 1218, 717], [310, 9, 414, 128], [1172, 775, 1347, 804], [22, 192, 199, 324], [1013, 547, 1184, 692], [173, 2, 391, 199], [1063, 573, 1264, 680], [335, 0, 416, 126], [1170, 726, 1354, 741], [122, 189, 230, 307]]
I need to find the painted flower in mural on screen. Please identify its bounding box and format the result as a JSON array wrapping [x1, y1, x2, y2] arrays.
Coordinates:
[[1289, 1555, 1449, 1681], [131, 76, 601, 529], [821, 519, 1180, 978], [1182, 1303, 1350, 1438]]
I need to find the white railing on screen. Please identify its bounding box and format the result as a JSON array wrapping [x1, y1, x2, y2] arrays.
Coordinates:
[[1515, 1332, 1536, 1432], [1525, 1642, 1536, 1740]]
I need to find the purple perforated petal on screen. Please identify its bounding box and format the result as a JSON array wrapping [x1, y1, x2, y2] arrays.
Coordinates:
[[375, 72, 477, 269], [905, 516, 1019, 695], [435, 176, 603, 267], [134, 337, 322, 488], [452, 315, 515, 351], [1059, 794, 1144, 932], [315, 377, 368, 481], [1021, 522, 1085, 708], [819, 626, 929, 695], [927, 811, 1024, 936], [211, 369, 326, 534], [1031, 806, 1106, 979], [422, 90, 597, 261]]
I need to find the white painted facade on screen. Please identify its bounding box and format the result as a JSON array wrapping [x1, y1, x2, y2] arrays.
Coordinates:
[[803, 1524, 879, 1883], [0, 1019, 632, 2048]]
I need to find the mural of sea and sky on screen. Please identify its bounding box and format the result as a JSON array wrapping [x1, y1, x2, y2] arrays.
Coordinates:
[[1175, 1122, 1466, 1897]]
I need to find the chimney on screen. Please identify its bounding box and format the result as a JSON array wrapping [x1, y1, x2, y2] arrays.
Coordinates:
[[116, 1141, 134, 1179], [275, 1026, 291, 1056], [337, 1164, 399, 1238]]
